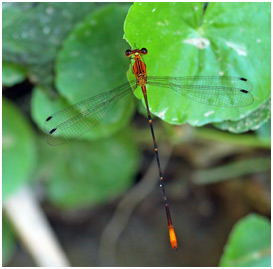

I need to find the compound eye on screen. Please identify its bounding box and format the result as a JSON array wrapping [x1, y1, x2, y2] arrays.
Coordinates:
[[125, 49, 132, 57], [141, 48, 148, 54]]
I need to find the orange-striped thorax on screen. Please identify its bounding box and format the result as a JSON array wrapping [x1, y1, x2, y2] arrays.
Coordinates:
[[125, 48, 148, 88]]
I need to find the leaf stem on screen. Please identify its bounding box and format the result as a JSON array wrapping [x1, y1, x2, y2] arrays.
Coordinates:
[[193, 157, 271, 185]]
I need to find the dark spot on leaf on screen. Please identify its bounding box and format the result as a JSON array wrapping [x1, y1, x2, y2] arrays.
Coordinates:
[[240, 89, 248, 93], [46, 116, 52, 121], [240, 78, 247, 81]]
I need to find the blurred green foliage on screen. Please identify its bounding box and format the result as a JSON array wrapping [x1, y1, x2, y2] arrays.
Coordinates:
[[220, 214, 271, 267], [2, 62, 27, 87], [3, 2, 139, 207], [3, 98, 36, 201], [2, 217, 16, 265], [3, 2, 96, 87], [256, 120, 271, 139], [2, 2, 271, 266], [38, 130, 140, 209]]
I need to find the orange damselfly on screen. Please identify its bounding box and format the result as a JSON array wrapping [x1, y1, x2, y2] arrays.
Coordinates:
[[44, 48, 254, 251]]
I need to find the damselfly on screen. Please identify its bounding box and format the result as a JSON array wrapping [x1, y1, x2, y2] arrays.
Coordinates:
[[44, 48, 254, 251]]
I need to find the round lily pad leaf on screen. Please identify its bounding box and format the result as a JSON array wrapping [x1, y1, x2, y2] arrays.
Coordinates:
[[124, 3, 270, 129], [3, 3, 96, 86], [2, 2, 33, 28], [3, 98, 36, 202], [220, 214, 271, 267], [214, 99, 271, 133], [42, 129, 140, 209], [55, 4, 135, 140], [31, 86, 70, 131], [2, 62, 27, 87]]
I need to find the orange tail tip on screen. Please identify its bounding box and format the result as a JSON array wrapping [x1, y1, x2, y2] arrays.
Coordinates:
[[168, 225, 178, 251]]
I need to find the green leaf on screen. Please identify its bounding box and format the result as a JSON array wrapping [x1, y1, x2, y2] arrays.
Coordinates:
[[55, 4, 135, 139], [3, 3, 96, 86], [2, 217, 16, 265], [3, 98, 36, 202], [256, 119, 271, 139], [220, 214, 271, 267], [31, 86, 70, 131], [2, 62, 27, 87], [124, 3, 270, 130], [2, 2, 33, 28], [214, 99, 271, 133], [40, 129, 140, 209]]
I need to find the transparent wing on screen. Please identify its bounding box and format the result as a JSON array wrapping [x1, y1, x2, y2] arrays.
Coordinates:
[[44, 81, 136, 146], [148, 76, 254, 107]]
